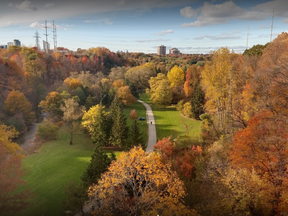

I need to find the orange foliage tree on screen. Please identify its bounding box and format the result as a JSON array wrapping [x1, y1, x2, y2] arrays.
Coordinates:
[[117, 86, 135, 105], [0, 124, 31, 214], [153, 137, 202, 180], [4, 90, 35, 124], [251, 32, 288, 115], [153, 136, 174, 160], [230, 109, 288, 214], [87, 147, 197, 216], [112, 79, 125, 88]]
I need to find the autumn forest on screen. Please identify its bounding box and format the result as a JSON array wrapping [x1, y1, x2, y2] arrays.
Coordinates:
[[1, 32, 288, 216]]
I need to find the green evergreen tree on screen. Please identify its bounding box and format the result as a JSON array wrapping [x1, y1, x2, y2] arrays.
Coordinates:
[[127, 119, 145, 150], [191, 80, 205, 120], [109, 96, 128, 148], [81, 145, 116, 187], [63, 146, 116, 215], [91, 103, 108, 146]]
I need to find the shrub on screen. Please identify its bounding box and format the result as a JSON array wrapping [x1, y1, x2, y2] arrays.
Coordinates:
[[182, 102, 192, 118], [5, 115, 26, 133], [37, 120, 59, 141]]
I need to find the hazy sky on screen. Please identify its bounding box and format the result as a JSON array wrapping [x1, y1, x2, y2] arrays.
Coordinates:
[[1, 0, 288, 54]]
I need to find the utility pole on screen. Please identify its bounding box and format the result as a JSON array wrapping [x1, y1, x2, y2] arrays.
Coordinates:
[[53, 20, 57, 52], [44, 20, 49, 53], [246, 27, 249, 50], [270, 10, 274, 42], [34, 30, 41, 50]]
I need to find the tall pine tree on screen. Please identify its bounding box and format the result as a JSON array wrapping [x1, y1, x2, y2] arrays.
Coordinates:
[[109, 96, 129, 148], [91, 103, 108, 147], [191, 80, 205, 120], [82, 145, 116, 187], [128, 119, 145, 150]]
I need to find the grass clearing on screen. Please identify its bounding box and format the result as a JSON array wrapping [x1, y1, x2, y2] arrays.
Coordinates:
[[139, 94, 201, 141], [20, 126, 120, 216]]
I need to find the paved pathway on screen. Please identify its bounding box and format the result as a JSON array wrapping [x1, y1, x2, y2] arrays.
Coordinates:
[[137, 100, 157, 152]]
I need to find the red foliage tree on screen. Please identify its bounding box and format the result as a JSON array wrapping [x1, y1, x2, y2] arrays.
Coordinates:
[[153, 136, 174, 160], [175, 146, 202, 179], [129, 109, 137, 120]]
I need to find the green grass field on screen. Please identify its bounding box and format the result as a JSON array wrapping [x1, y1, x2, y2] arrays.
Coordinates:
[[139, 93, 201, 141], [19, 101, 147, 216], [19, 126, 95, 216], [19, 126, 123, 216]]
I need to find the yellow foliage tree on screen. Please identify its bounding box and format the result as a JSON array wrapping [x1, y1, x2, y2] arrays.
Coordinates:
[[167, 65, 185, 88], [0, 124, 21, 155], [69, 78, 82, 90], [112, 79, 125, 88], [38, 91, 63, 118], [87, 146, 197, 216], [221, 167, 273, 215], [148, 73, 172, 107], [201, 47, 235, 133], [81, 104, 107, 136], [182, 102, 192, 118]]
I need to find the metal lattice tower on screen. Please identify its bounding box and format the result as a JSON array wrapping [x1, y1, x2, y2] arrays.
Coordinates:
[[270, 11, 274, 42], [53, 20, 57, 52], [34, 30, 41, 50], [44, 20, 49, 53], [246, 27, 249, 50]]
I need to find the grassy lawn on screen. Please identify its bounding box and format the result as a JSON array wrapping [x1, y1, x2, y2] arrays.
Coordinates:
[[123, 101, 148, 144], [20, 126, 120, 216], [139, 93, 201, 141]]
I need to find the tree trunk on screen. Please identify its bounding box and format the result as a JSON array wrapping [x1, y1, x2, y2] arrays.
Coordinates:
[[70, 123, 73, 145]]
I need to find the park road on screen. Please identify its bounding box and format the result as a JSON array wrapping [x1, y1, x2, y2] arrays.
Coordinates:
[[137, 100, 157, 153]]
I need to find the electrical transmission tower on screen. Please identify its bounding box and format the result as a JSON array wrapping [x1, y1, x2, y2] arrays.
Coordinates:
[[53, 20, 57, 52], [44, 20, 49, 53], [270, 10, 274, 42], [34, 30, 41, 50], [246, 27, 249, 50]]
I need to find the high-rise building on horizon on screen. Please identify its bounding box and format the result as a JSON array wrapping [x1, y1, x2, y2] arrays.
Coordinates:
[[7, 39, 21, 48], [43, 40, 50, 53], [157, 45, 166, 55], [13, 39, 21, 46], [169, 47, 180, 55]]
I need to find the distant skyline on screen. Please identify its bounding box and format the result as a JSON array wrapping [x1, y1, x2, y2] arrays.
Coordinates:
[[1, 0, 288, 54]]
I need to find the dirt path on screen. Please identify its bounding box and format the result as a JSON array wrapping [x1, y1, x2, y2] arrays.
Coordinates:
[[137, 100, 157, 152]]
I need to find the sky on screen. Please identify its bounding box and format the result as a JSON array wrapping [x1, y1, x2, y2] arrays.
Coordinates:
[[0, 0, 288, 54]]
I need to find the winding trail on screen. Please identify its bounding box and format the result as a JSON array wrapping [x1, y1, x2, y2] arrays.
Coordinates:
[[137, 100, 157, 152]]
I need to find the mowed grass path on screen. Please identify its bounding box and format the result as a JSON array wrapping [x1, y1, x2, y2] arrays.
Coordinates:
[[19, 101, 146, 216], [139, 94, 201, 141]]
